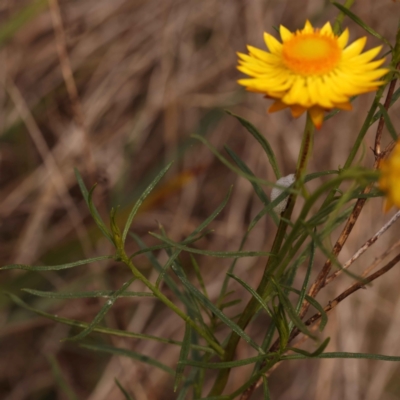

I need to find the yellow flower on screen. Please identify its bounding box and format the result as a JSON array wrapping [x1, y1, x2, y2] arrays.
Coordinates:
[[379, 141, 400, 212], [237, 20, 388, 128]]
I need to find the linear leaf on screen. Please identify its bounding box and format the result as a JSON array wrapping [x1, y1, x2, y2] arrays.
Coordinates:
[[225, 146, 269, 206], [174, 323, 192, 391], [226, 110, 281, 179], [0, 255, 114, 271], [190, 255, 209, 299], [281, 351, 400, 362], [271, 278, 317, 340], [65, 278, 135, 341], [333, 3, 392, 48], [81, 343, 174, 375], [22, 288, 154, 299], [150, 233, 272, 258], [48, 355, 79, 400], [130, 234, 194, 313], [227, 273, 272, 317], [262, 376, 271, 400], [74, 169, 113, 244], [288, 337, 330, 358], [254, 322, 276, 373], [285, 287, 328, 331], [115, 379, 135, 400], [5, 293, 215, 353], [371, 87, 400, 124], [122, 162, 173, 243], [169, 267, 264, 354], [179, 354, 275, 369], [377, 104, 398, 141], [295, 237, 315, 316]]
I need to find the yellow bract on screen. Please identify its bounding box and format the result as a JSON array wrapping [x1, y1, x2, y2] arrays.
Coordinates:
[[379, 141, 400, 212], [237, 20, 388, 128]]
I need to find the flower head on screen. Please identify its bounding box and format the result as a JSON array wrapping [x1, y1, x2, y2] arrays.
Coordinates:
[[379, 141, 400, 212], [237, 21, 388, 128]]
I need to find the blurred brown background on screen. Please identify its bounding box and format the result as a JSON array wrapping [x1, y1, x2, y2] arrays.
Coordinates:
[[1, 0, 400, 399]]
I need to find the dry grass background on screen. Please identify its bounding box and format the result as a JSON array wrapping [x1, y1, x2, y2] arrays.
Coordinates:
[[1, 0, 400, 399]]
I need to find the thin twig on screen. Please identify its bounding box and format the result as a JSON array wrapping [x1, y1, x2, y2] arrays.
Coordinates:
[[239, 252, 400, 400], [325, 210, 400, 285]]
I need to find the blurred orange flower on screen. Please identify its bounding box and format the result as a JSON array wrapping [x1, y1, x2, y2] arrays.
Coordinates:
[[379, 141, 400, 212]]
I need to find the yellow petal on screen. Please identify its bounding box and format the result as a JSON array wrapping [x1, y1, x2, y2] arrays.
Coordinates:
[[279, 25, 293, 42], [383, 198, 394, 213], [337, 28, 349, 49], [342, 37, 367, 59], [247, 45, 280, 64], [303, 20, 314, 33], [320, 21, 333, 35], [263, 32, 282, 55]]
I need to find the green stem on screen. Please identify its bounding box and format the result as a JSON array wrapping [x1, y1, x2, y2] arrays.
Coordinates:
[[118, 250, 225, 357], [208, 114, 315, 396]]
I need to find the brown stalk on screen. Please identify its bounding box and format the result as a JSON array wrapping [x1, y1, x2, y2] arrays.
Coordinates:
[[239, 252, 400, 400]]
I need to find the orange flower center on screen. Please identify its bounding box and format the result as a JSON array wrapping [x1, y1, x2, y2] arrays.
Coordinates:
[[282, 33, 341, 75]]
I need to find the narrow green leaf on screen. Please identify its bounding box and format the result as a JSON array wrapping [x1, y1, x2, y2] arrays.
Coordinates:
[[174, 323, 192, 391], [272, 302, 290, 352], [115, 379, 135, 400], [48, 355, 79, 400], [176, 368, 198, 400], [0, 255, 114, 271], [226, 110, 281, 179], [122, 162, 173, 243], [295, 237, 315, 316], [192, 135, 281, 189], [224, 146, 270, 206], [150, 233, 272, 258], [371, 87, 400, 124], [190, 255, 209, 299], [333, 2, 392, 49], [130, 234, 195, 314], [74, 169, 114, 244], [377, 104, 398, 141], [88, 184, 114, 244], [262, 376, 271, 400], [5, 293, 215, 353], [65, 278, 135, 341], [81, 343, 174, 375], [179, 354, 276, 369], [220, 299, 242, 310], [155, 187, 232, 287], [227, 273, 272, 317], [22, 288, 154, 299], [288, 337, 330, 358], [281, 351, 400, 362], [253, 322, 276, 373], [284, 287, 328, 331], [271, 278, 317, 340], [170, 268, 265, 354], [304, 225, 363, 282]]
